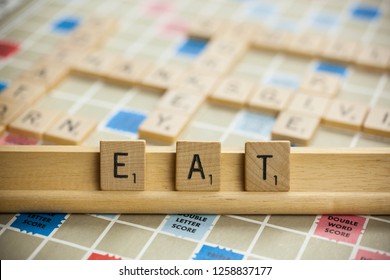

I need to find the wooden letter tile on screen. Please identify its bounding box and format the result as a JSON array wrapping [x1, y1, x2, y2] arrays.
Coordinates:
[[323, 99, 368, 130], [287, 92, 330, 118], [192, 52, 233, 75], [248, 85, 293, 115], [0, 97, 26, 126], [210, 76, 255, 108], [106, 56, 151, 86], [245, 141, 290, 192], [300, 72, 341, 98], [176, 141, 220, 191], [100, 140, 145, 191], [176, 72, 219, 96], [138, 109, 190, 144], [44, 114, 97, 145], [141, 64, 183, 92], [356, 44, 390, 70], [157, 89, 205, 116], [272, 111, 320, 146], [72, 51, 115, 77], [321, 39, 359, 63], [363, 106, 390, 137], [188, 17, 224, 39], [22, 62, 69, 90], [253, 29, 292, 51], [8, 107, 61, 139], [1, 79, 46, 105], [287, 33, 324, 57]]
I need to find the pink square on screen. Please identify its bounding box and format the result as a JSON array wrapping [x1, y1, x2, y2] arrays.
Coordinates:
[[2, 133, 38, 145], [314, 215, 366, 244], [355, 249, 390, 260], [145, 1, 172, 15], [88, 252, 122, 260], [0, 40, 20, 59], [161, 20, 187, 36]]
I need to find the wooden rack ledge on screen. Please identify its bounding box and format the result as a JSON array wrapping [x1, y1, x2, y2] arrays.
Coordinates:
[[0, 145, 389, 214]]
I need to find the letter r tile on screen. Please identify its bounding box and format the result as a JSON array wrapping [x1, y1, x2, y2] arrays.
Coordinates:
[[176, 141, 220, 191], [100, 140, 145, 191], [245, 141, 290, 192]]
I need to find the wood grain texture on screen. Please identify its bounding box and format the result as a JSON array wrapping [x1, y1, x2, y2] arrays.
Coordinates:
[[0, 145, 389, 213]]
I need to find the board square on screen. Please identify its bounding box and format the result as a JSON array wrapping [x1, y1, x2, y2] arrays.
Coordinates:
[[106, 110, 146, 134], [315, 61, 348, 78], [177, 38, 208, 57], [52, 16, 81, 33], [0, 40, 19, 59], [351, 4, 380, 21]]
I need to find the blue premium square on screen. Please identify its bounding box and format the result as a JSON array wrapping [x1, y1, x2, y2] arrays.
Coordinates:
[[11, 213, 66, 236], [177, 38, 208, 56], [351, 5, 380, 21], [193, 245, 244, 260], [0, 81, 8, 93], [52, 16, 81, 33], [106, 110, 146, 134], [315, 61, 348, 78]]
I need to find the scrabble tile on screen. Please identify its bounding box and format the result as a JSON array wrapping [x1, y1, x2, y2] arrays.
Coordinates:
[[300, 72, 341, 98], [287, 33, 324, 57], [287, 92, 330, 118], [81, 16, 117, 37], [247, 85, 293, 115], [21, 62, 69, 90], [8, 107, 61, 139], [188, 18, 224, 39], [356, 44, 390, 70], [100, 140, 145, 191], [206, 39, 247, 59], [253, 29, 292, 51], [106, 56, 151, 86], [272, 111, 320, 146], [0, 79, 46, 105], [157, 88, 205, 116], [138, 109, 190, 143], [72, 51, 115, 77], [210, 76, 256, 108], [245, 141, 290, 192], [0, 97, 26, 126], [64, 28, 102, 50], [321, 39, 359, 63], [323, 99, 368, 130], [176, 141, 220, 191], [45, 46, 86, 66], [363, 106, 390, 137], [217, 22, 257, 41], [192, 52, 233, 75], [175, 72, 219, 96], [0, 125, 5, 136], [44, 114, 97, 145], [141, 64, 183, 92]]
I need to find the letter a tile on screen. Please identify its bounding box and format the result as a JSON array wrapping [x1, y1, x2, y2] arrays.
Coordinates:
[[100, 140, 145, 191], [176, 141, 220, 191], [245, 141, 290, 192]]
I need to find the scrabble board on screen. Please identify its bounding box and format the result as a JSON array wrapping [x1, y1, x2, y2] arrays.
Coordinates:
[[0, 0, 390, 260]]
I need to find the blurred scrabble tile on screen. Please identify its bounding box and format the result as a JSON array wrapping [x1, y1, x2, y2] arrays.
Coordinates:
[[0, 125, 4, 136], [323, 99, 368, 130], [363, 106, 390, 137], [206, 39, 247, 59], [44, 114, 97, 145], [157, 88, 205, 116], [300, 72, 341, 98], [81, 16, 117, 37], [0, 97, 26, 126], [210, 76, 256, 108], [192, 52, 232, 75], [175, 72, 219, 96], [21, 62, 69, 90], [106, 56, 151, 86], [64, 28, 102, 50], [138, 109, 190, 143], [217, 22, 257, 41], [176, 141, 220, 191], [272, 111, 320, 146], [322, 39, 359, 63], [0, 79, 46, 105], [287, 33, 324, 57], [8, 107, 61, 139], [248, 85, 293, 115], [287, 92, 330, 118], [245, 141, 290, 192], [253, 29, 292, 51], [356, 44, 390, 70], [188, 17, 224, 39], [45, 46, 86, 66], [142, 64, 184, 92], [100, 140, 145, 191], [72, 51, 115, 77]]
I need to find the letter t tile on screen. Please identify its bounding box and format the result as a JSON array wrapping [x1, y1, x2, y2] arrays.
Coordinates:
[[245, 141, 290, 192]]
